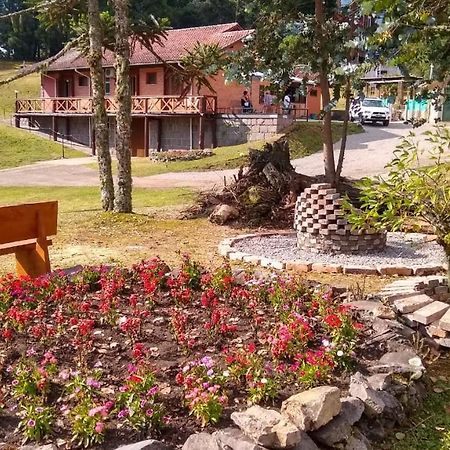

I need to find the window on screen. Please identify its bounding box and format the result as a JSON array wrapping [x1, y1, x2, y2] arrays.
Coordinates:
[[146, 72, 157, 85], [78, 76, 89, 87], [310, 89, 318, 97], [105, 78, 111, 95]]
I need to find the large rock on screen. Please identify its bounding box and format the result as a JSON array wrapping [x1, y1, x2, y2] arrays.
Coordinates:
[[345, 435, 370, 450], [311, 397, 364, 447], [210, 204, 240, 224], [182, 433, 220, 450], [290, 432, 321, 450], [231, 405, 301, 449], [115, 441, 173, 450], [281, 386, 341, 431], [368, 351, 424, 378], [349, 372, 385, 417], [377, 391, 406, 425], [213, 428, 266, 450]]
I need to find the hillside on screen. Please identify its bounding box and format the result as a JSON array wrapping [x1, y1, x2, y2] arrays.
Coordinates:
[[0, 61, 40, 118], [0, 124, 86, 169]]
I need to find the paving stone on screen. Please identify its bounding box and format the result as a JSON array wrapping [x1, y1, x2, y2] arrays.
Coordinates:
[[393, 294, 434, 314], [413, 266, 445, 276], [343, 266, 378, 275], [242, 255, 261, 264], [372, 305, 396, 319], [286, 261, 312, 273], [311, 263, 343, 274], [346, 300, 381, 312], [229, 252, 246, 261], [412, 301, 450, 325], [438, 308, 450, 332], [377, 266, 413, 276]]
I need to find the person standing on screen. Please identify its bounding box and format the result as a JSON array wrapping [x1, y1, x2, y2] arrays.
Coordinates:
[[241, 90, 253, 113], [263, 90, 273, 113], [283, 93, 291, 114]]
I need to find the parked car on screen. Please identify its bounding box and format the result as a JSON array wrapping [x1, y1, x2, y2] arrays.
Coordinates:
[[350, 98, 391, 126]]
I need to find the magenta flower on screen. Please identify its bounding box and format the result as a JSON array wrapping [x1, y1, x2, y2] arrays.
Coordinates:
[[94, 422, 105, 433], [27, 419, 36, 428]]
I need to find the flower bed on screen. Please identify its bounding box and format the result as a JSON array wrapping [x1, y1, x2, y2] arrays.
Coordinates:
[[149, 150, 213, 162], [0, 256, 362, 448]]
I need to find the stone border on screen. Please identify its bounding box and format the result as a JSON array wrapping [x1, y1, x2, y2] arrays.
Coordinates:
[[218, 232, 447, 277]]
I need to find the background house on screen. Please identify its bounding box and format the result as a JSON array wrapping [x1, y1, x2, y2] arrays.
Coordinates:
[[16, 23, 269, 156]]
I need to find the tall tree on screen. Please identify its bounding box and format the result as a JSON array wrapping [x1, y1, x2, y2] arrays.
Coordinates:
[[112, 0, 132, 213], [87, 0, 115, 211], [229, 0, 366, 185]]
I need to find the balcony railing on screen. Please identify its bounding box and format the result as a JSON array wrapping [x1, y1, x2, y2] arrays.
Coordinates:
[[15, 95, 217, 115]]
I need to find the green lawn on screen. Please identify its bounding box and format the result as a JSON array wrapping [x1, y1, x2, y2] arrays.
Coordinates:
[[89, 121, 363, 177], [377, 359, 450, 450], [0, 61, 40, 118], [0, 186, 194, 213], [0, 124, 86, 169]]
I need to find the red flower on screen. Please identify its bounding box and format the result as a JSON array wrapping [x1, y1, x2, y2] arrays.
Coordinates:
[[247, 342, 256, 353], [324, 314, 342, 328]]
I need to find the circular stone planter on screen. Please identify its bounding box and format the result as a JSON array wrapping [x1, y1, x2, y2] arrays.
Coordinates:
[[218, 232, 448, 276]]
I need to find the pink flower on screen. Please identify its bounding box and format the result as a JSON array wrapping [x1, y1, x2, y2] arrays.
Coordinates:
[[94, 422, 105, 434], [27, 419, 36, 427]]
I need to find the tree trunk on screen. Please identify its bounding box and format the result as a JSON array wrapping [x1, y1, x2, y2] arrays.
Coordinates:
[[113, 0, 133, 213], [87, 0, 114, 211], [315, 0, 336, 186], [336, 76, 351, 180]]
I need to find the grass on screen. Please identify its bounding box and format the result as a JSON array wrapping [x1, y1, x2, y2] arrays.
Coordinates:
[[377, 357, 450, 450], [0, 61, 40, 118], [86, 121, 364, 177], [0, 124, 86, 169], [286, 121, 362, 158]]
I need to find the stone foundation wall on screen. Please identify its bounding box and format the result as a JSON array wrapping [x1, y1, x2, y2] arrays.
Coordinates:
[[294, 183, 387, 254], [216, 114, 294, 147]]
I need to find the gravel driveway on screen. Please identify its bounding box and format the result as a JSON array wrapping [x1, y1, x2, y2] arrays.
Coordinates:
[[0, 122, 445, 188]]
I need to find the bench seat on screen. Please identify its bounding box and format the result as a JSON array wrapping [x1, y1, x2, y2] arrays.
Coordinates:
[[0, 238, 53, 256]]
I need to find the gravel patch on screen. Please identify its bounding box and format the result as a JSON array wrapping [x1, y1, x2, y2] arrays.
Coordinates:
[[233, 232, 446, 267]]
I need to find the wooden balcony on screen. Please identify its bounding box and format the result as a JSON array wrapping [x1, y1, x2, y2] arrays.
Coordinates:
[[15, 95, 217, 116]]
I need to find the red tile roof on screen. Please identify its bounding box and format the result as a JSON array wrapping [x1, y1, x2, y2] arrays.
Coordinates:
[[48, 23, 252, 71]]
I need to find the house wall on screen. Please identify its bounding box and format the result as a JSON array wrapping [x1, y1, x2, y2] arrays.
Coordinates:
[[306, 86, 322, 116], [197, 72, 262, 113], [73, 70, 91, 97], [138, 66, 165, 96], [41, 75, 57, 97]]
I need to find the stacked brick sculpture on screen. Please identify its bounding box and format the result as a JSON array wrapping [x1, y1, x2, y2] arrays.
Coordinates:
[[294, 183, 387, 254]]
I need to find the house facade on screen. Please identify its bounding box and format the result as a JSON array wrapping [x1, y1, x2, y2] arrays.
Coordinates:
[[15, 23, 320, 156]]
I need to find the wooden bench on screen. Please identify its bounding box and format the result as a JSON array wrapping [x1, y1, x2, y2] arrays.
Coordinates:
[[0, 201, 58, 277]]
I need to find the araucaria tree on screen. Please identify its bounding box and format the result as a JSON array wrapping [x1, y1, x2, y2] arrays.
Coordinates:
[[113, 0, 132, 213], [88, 0, 115, 211]]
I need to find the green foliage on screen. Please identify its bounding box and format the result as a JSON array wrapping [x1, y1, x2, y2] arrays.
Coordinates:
[[17, 403, 55, 442], [365, 0, 450, 80], [344, 126, 450, 259]]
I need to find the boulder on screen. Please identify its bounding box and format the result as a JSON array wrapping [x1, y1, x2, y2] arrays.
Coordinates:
[[182, 433, 220, 450], [281, 386, 341, 431], [231, 405, 301, 449], [367, 374, 392, 391], [311, 397, 364, 447], [290, 432, 321, 450], [377, 391, 406, 425], [368, 351, 424, 378], [349, 372, 385, 417], [345, 435, 370, 450], [372, 305, 396, 320], [210, 204, 240, 225], [213, 428, 266, 450], [340, 397, 365, 425]]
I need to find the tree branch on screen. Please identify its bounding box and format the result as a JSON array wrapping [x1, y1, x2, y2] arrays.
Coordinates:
[[0, 0, 60, 20], [0, 37, 81, 87]]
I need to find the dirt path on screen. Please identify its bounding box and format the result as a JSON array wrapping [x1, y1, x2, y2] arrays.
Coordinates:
[[0, 123, 446, 188]]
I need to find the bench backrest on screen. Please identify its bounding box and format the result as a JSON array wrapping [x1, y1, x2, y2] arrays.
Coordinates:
[[0, 201, 58, 245]]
